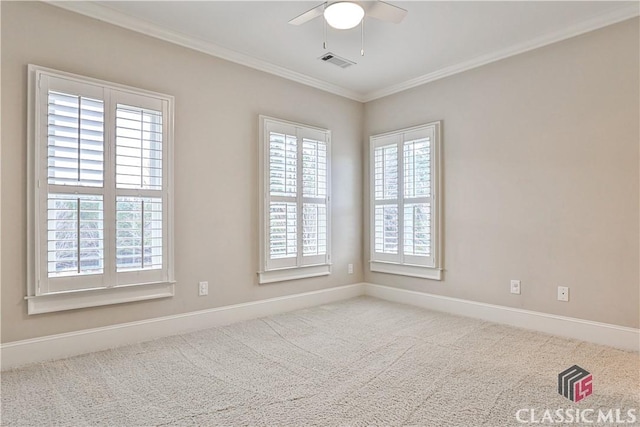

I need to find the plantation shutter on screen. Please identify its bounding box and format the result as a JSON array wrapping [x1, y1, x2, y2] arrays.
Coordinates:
[[262, 118, 331, 274], [267, 123, 298, 269], [39, 76, 106, 293], [301, 135, 328, 266], [371, 126, 437, 268], [36, 73, 170, 294], [112, 91, 168, 286], [373, 135, 401, 264], [402, 134, 433, 266]]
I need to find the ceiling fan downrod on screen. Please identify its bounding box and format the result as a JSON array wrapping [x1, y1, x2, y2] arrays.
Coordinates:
[[361, 18, 365, 56], [323, 7, 328, 50]]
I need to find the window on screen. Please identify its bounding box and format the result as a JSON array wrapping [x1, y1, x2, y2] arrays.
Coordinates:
[[369, 122, 442, 280], [258, 116, 331, 284], [27, 65, 174, 314]]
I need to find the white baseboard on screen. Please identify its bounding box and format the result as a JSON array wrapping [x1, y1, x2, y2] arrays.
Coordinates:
[[3, 281, 637, 370], [364, 283, 640, 352], [0, 283, 365, 371]]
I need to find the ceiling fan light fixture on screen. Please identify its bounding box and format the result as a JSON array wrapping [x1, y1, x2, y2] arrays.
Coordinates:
[[324, 2, 365, 30]]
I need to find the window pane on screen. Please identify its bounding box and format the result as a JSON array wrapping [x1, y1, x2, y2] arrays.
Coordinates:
[[303, 203, 327, 256], [404, 138, 431, 198], [374, 204, 398, 254], [270, 132, 297, 197], [270, 202, 297, 258], [47, 194, 103, 276], [47, 91, 104, 187], [302, 139, 327, 198], [374, 145, 398, 200], [116, 105, 163, 190], [116, 197, 163, 271], [404, 203, 431, 256]]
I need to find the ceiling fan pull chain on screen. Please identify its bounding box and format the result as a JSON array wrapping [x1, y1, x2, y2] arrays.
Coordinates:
[[360, 19, 365, 56]]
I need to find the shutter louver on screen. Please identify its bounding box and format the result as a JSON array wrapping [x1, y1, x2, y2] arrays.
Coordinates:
[[47, 194, 104, 276], [303, 203, 327, 256], [116, 197, 163, 271], [270, 133, 297, 197], [47, 91, 104, 187], [404, 203, 431, 256], [374, 204, 398, 254], [374, 145, 398, 200], [302, 139, 327, 198], [269, 202, 297, 259], [404, 138, 430, 198], [116, 105, 163, 190]]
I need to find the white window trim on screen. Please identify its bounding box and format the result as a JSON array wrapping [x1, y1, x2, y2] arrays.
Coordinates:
[[25, 282, 175, 315], [369, 260, 442, 280], [258, 116, 332, 284], [27, 65, 176, 314], [369, 121, 443, 280]]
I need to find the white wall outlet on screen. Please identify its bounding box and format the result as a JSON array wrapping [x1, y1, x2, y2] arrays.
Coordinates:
[[510, 280, 521, 295], [348, 263, 354, 274], [198, 281, 209, 296], [557, 286, 569, 302]]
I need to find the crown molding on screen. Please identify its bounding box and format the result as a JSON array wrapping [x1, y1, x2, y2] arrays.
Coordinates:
[[363, 3, 640, 102], [46, 1, 366, 102], [47, 1, 638, 104]]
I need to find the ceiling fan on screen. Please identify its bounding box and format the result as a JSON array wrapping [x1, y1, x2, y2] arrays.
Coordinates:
[[289, 1, 407, 29], [289, 1, 407, 57]]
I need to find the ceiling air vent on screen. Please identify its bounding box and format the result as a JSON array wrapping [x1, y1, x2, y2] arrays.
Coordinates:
[[319, 52, 356, 69]]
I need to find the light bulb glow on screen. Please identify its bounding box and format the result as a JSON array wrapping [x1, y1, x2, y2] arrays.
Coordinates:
[[324, 2, 365, 30]]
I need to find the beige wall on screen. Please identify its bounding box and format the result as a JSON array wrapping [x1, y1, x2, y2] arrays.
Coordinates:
[[1, 2, 364, 342], [364, 18, 640, 328]]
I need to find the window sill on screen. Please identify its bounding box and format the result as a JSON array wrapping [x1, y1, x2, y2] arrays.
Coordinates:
[[369, 261, 442, 280], [258, 264, 331, 284], [26, 281, 175, 315]]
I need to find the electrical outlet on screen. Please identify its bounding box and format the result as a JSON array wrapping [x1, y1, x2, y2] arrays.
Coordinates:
[[510, 280, 521, 295], [557, 286, 569, 302], [348, 263, 354, 274], [198, 281, 209, 296]]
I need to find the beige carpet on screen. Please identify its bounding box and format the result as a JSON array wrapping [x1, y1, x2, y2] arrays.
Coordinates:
[[1, 296, 638, 426]]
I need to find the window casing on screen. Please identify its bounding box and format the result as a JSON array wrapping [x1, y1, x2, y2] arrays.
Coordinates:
[[258, 116, 331, 284], [27, 65, 175, 314], [369, 122, 442, 280]]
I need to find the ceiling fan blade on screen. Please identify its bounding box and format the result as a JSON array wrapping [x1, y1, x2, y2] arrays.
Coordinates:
[[364, 1, 407, 24], [288, 3, 326, 26]]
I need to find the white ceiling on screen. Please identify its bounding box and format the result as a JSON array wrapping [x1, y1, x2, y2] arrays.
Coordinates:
[[54, 1, 639, 101]]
